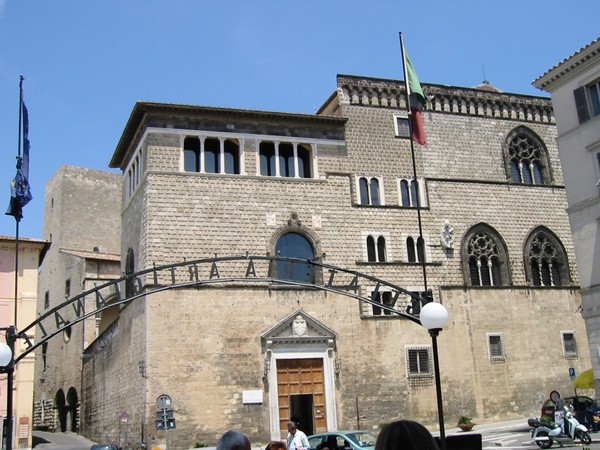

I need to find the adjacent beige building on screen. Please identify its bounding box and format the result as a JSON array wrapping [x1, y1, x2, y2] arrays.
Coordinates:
[[0, 235, 48, 449], [533, 38, 600, 395]]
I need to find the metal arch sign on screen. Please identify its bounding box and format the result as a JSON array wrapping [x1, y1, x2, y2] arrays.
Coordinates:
[[13, 254, 429, 363]]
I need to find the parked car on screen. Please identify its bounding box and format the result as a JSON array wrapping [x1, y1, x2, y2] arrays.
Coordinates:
[[307, 431, 377, 450], [90, 444, 120, 450]]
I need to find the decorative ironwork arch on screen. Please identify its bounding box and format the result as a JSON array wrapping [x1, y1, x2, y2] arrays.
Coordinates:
[[13, 254, 432, 364]]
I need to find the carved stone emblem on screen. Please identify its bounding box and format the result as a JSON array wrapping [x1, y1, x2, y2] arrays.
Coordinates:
[[440, 220, 454, 249], [292, 315, 307, 337]]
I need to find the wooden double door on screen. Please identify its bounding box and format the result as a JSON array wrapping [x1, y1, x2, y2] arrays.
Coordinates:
[[277, 358, 327, 436]]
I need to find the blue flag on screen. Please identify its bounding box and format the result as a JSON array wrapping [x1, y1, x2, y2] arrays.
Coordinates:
[[6, 98, 32, 221]]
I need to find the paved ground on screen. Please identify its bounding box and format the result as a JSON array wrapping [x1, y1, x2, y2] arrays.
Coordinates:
[[33, 431, 96, 450], [28, 418, 600, 450]]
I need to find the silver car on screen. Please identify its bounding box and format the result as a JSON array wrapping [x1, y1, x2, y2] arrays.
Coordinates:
[[307, 431, 377, 450]]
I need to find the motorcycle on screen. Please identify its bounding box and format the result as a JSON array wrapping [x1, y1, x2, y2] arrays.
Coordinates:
[[530, 410, 591, 448]]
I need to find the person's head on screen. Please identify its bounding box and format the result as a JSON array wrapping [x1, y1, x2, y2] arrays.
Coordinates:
[[216, 430, 251, 450], [266, 441, 287, 450], [287, 421, 298, 434], [375, 420, 439, 450]]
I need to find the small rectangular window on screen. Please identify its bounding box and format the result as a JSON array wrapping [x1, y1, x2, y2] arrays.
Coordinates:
[[65, 279, 71, 298], [406, 346, 432, 378], [487, 333, 505, 361], [394, 115, 410, 138], [574, 86, 590, 124], [562, 331, 578, 358], [44, 291, 49, 309]]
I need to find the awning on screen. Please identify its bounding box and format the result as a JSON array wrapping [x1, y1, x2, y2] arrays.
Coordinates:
[[574, 369, 595, 390]]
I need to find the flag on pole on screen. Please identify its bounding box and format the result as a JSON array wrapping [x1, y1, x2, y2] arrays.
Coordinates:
[[6, 83, 32, 221], [405, 52, 427, 146], [399, 33, 428, 146]]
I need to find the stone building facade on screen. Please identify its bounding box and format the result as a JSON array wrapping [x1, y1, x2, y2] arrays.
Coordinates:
[[33, 165, 121, 433], [36, 75, 590, 449]]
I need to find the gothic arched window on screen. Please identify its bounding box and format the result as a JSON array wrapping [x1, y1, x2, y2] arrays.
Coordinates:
[[463, 225, 510, 286], [505, 127, 551, 185], [525, 228, 569, 286]]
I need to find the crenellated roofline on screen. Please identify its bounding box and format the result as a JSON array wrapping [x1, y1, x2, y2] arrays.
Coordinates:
[[319, 74, 555, 124]]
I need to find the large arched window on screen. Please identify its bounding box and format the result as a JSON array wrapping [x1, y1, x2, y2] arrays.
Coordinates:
[[505, 127, 551, 185], [463, 224, 510, 286], [525, 228, 569, 286], [275, 232, 315, 282]]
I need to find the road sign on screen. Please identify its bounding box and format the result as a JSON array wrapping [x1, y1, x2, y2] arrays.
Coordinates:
[[156, 394, 172, 410], [569, 368, 576, 380], [155, 418, 176, 430], [120, 411, 128, 423]]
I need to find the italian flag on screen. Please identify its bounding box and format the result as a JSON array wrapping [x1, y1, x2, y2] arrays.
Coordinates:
[[405, 53, 427, 146]]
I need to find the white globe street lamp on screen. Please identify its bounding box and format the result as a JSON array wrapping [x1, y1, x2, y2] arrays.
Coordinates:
[[420, 301, 449, 332], [0, 340, 13, 368], [420, 301, 449, 450]]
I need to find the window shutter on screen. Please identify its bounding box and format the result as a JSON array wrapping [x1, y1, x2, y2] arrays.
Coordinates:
[[574, 86, 590, 124]]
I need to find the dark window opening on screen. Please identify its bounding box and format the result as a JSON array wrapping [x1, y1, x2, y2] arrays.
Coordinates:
[[279, 143, 295, 178], [407, 237, 416, 262], [224, 139, 240, 174], [184, 136, 201, 172], [260, 142, 276, 176], [204, 138, 220, 174], [275, 232, 315, 283]]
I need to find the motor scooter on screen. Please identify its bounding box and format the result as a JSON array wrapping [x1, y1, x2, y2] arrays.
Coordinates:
[[530, 410, 591, 448]]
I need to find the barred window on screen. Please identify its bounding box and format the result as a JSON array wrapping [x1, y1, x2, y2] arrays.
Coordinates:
[[394, 115, 410, 138], [487, 333, 505, 361], [406, 346, 432, 378], [562, 331, 578, 359]]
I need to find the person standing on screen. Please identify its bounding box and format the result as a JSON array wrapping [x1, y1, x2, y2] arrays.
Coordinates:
[[287, 421, 309, 450]]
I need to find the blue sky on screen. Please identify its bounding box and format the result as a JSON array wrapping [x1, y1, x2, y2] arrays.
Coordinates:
[[0, 1, 598, 239]]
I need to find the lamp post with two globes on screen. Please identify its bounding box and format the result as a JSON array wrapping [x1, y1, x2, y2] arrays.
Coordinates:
[[419, 301, 449, 450], [0, 326, 16, 450]]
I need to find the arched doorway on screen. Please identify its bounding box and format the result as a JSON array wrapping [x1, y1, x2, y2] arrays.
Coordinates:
[[66, 387, 79, 432], [55, 389, 66, 432]]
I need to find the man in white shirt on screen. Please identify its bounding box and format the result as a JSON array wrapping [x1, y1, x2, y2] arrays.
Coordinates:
[[287, 421, 309, 450]]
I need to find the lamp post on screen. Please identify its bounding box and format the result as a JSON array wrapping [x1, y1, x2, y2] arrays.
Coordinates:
[[0, 326, 16, 450], [419, 302, 449, 450]]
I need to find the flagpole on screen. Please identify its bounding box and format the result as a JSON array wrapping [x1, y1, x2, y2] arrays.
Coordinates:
[[398, 32, 428, 292], [399, 33, 447, 450]]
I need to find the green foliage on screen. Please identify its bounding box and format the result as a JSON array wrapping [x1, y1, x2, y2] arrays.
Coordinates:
[[194, 443, 207, 448], [458, 416, 473, 424]]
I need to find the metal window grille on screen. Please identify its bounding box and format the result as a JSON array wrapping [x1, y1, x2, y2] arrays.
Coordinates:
[[395, 116, 410, 138], [488, 334, 505, 361], [562, 332, 578, 358], [406, 347, 432, 378]]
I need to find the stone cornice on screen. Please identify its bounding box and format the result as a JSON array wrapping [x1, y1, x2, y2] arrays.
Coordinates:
[[334, 74, 555, 124], [533, 38, 600, 92]]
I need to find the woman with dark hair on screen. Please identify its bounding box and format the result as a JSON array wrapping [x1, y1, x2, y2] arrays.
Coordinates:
[[375, 420, 439, 450]]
